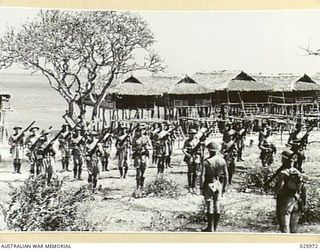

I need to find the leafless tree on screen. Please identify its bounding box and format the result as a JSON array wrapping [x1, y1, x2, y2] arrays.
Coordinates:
[[0, 10, 163, 122]]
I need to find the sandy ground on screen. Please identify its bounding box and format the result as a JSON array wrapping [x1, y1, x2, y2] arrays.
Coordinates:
[[0, 131, 320, 233]]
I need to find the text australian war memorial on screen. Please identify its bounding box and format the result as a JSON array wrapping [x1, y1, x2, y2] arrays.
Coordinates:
[[0, 10, 320, 234]]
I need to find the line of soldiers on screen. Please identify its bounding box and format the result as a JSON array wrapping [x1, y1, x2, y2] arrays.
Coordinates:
[[8, 116, 313, 233]]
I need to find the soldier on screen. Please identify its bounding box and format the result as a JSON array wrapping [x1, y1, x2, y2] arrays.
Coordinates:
[[287, 122, 308, 172], [59, 124, 71, 172], [100, 128, 112, 172], [234, 121, 246, 162], [38, 130, 58, 184], [70, 127, 85, 180], [258, 119, 271, 146], [221, 130, 237, 185], [155, 126, 168, 174], [149, 123, 161, 164], [115, 126, 132, 178], [163, 121, 175, 169], [85, 131, 101, 193], [274, 149, 307, 233], [222, 121, 232, 142], [25, 126, 41, 177], [182, 128, 202, 193], [8, 126, 25, 174], [132, 124, 152, 190], [200, 142, 228, 232]]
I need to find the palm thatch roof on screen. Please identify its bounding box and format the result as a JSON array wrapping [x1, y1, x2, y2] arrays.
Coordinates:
[[252, 73, 320, 92], [168, 75, 213, 95], [105, 76, 166, 96], [192, 70, 271, 91]]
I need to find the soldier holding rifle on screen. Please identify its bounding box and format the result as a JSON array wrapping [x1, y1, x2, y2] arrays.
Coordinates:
[[25, 126, 41, 177], [183, 123, 215, 194], [287, 122, 313, 172], [85, 129, 111, 193], [58, 124, 72, 172], [221, 130, 237, 185], [70, 127, 86, 180], [37, 129, 61, 184], [9, 121, 35, 174], [132, 124, 152, 190], [116, 125, 133, 179]]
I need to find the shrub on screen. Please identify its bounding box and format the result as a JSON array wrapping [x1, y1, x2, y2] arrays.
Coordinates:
[[144, 174, 183, 198], [149, 210, 185, 232], [238, 167, 274, 193], [300, 183, 320, 224], [2, 175, 95, 231]]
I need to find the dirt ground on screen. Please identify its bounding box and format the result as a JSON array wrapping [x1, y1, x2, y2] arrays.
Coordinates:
[[0, 131, 320, 233]]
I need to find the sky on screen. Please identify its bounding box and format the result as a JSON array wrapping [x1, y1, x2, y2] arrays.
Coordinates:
[[1, 8, 320, 76]]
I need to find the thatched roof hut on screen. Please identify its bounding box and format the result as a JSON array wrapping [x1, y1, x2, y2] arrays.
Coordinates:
[[192, 70, 271, 92], [168, 75, 213, 95], [252, 73, 320, 92], [106, 76, 163, 96]]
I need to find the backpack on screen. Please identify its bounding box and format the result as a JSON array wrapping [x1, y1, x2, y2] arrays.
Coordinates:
[[283, 170, 303, 193]]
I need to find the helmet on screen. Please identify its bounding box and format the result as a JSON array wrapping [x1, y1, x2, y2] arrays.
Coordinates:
[[281, 149, 294, 160], [207, 142, 220, 152]]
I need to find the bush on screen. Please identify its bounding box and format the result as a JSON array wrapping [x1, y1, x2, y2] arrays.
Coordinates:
[[2, 175, 95, 231], [145, 175, 183, 198], [149, 210, 185, 232], [238, 167, 273, 193], [300, 183, 320, 224]]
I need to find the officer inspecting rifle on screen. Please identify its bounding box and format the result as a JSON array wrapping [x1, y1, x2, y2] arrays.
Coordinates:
[[200, 142, 228, 232]]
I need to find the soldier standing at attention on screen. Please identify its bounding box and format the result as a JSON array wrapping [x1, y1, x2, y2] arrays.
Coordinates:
[[182, 128, 202, 194], [9, 126, 25, 174], [200, 142, 228, 232], [70, 127, 85, 180], [38, 130, 58, 184], [100, 128, 112, 172], [165, 122, 175, 169], [234, 121, 246, 162], [132, 124, 152, 190], [221, 130, 237, 185], [59, 124, 71, 172], [274, 149, 306, 233], [287, 122, 308, 172], [85, 131, 100, 193], [116, 126, 132, 178], [25, 126, 40, 177]]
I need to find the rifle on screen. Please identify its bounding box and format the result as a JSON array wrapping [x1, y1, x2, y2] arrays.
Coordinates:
[[86, 128, 112, 157], [289, 123, 316, 151], [158, 124, 180, 143], [184, 122, 216, 162], [15, 121, 36, 142], [40, 130, 65, 156], [28, 126, 53, 152], [117, 124, 138, 148]]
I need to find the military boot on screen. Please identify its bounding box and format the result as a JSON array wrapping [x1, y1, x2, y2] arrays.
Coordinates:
[[140, 177, 145, 190], [213, 213, 221, 232], [17, 163, 22, 174], [123, 168, 128, 179], [202, 214, 214, 232], [13, 162, 17, 174], [119, 168, 123, 178]]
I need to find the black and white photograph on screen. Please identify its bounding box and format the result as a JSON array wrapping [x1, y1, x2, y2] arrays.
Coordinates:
[[0, 7, 319, 234]]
